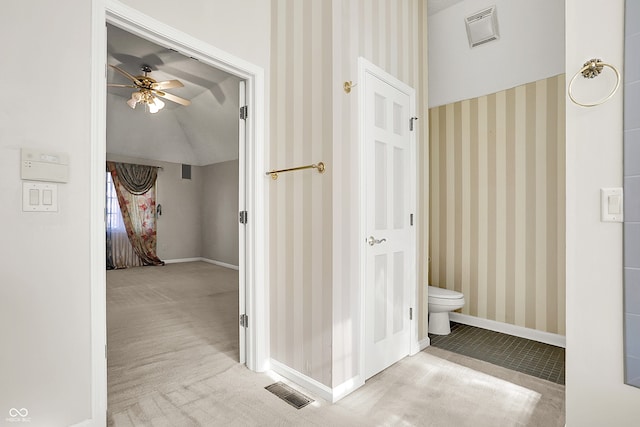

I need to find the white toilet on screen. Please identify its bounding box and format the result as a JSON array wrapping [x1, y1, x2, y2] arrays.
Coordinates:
[[428, 285, 465, 335]]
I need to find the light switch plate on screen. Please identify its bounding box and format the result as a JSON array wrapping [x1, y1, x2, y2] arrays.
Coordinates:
[[601, 187, 623, 222], [22, 182, 58, 212]]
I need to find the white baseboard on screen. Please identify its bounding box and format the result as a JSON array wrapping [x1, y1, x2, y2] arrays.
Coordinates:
[[331, 375, 365, 402], [163, 257, 239, 270], [418, 337, 431, 351], [163, 257, 202, 264], [269, 359, 364, 403], [449, 313, 566, 348], [269, 359, 333, 402], [201, 258, 239, 271]]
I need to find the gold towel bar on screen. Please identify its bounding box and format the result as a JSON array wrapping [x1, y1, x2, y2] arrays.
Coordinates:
[[266, 162, 325, 180]]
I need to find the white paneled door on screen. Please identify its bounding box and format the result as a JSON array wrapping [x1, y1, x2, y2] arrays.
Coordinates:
[[361, 59, 416, 380]]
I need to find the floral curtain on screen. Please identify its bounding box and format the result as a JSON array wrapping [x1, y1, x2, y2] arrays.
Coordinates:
[[107, 161, 164, 267], [106, 172, 143, 269]]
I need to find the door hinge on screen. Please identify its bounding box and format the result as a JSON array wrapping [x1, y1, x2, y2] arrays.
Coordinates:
[[410, 213, 414, 226], [240, 314, 248, 328], [409, 116, 418, 131], [409, 307, 413, 320], [240, 105, 248, 120], [239, 210, 248, 224]]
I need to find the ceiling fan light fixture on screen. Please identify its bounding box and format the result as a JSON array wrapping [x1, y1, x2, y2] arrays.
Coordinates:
[[126, 97, 138, 109], [108, 65, 189, 113], [153, 97, 165, 110], [126, 90, 143, 109]]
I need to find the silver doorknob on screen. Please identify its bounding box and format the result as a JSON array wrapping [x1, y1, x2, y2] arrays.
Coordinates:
[[367, 236, 387, 246]]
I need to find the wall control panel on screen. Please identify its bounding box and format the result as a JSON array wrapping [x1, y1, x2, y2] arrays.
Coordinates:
[[20, 148, 68, 213], [21, 149, 69, 183]]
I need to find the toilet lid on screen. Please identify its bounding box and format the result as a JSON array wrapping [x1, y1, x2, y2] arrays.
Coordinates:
[[428, 286, 463, 299]]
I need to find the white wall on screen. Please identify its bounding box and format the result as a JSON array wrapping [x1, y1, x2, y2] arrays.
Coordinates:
[[428, 0, 564, 107], [119, 0, 270, 73], [155, 163, 204, 260], [0, 2, 93, 425], [202, 160, 239, 266], [566, 0, 640, 425], [0, 1, 269, 425]]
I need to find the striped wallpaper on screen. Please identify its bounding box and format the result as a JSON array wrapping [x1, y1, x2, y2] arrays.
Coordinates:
[[269, 0, 334, 387], [428, 74, 566, 335], [270, 0, 428, 388], [331, 0, 428, 387]]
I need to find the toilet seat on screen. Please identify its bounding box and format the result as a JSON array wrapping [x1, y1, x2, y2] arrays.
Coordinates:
[[428, 285, 463, 300]]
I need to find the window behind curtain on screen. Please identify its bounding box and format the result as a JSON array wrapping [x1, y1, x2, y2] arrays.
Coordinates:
[[106, 172, 123, 231], [106, 172, 143, 269]]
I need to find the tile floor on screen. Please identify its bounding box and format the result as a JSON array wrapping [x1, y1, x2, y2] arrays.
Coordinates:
[[429, 322, 566, 384]]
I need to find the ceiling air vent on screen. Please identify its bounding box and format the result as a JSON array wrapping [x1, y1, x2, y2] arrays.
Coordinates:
[[465, 5, 499, 48]]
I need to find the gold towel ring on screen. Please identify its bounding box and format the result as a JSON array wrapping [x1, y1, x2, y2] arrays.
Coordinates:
[[568, 59, 621, 108]]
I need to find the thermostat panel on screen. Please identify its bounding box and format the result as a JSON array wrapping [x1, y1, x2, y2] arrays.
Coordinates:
[[21, 149, 69, 183]]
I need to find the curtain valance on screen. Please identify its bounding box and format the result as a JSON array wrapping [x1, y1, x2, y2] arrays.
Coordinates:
[[108, 161, 158, 195], [106, 162, 164, 267]]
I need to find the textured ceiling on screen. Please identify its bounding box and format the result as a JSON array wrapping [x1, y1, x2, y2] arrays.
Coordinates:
[[106, 24, 241, 167]]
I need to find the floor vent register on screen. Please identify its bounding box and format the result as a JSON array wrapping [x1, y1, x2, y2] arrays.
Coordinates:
[[265, 382, 314, 410]]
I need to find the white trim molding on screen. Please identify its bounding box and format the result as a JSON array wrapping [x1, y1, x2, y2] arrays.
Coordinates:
[[90, 1, 108, 426], [163, 257, 203, 264], [449, 313, 566, 348], [418, 337, 431, 351], [331, 375, 365, 403], [90, 1, 269, 425], [201, 258, 240, 271], [269, 359, 333, 403], [163, 257, 240, 271], [269, 359, 365, 404]]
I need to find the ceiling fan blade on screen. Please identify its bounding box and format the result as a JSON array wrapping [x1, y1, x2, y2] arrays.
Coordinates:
[[109, 64, 143, 86], [107, 83, 137, 88], [152, 80, 184, 90], [153, 90, 191, 106]]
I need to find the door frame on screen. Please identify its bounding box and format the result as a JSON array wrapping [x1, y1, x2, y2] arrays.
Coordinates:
[[357, 57, 420, 382], [89, 0, 269, 423]]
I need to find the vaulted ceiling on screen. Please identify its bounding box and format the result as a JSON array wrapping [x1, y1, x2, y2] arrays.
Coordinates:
[[106, 24, 241, 167], [106, 1, 461, 166]]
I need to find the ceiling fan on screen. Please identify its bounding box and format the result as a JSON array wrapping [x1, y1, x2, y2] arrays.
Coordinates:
[[108, 64, 191, 113]]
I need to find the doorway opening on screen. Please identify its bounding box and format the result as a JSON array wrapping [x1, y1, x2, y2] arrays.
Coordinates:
[[104, 21, 247, 418], [90, 2, 268, 422]]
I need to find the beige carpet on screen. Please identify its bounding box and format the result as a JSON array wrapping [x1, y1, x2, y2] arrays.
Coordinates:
[[107, 262, 565, 426]]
